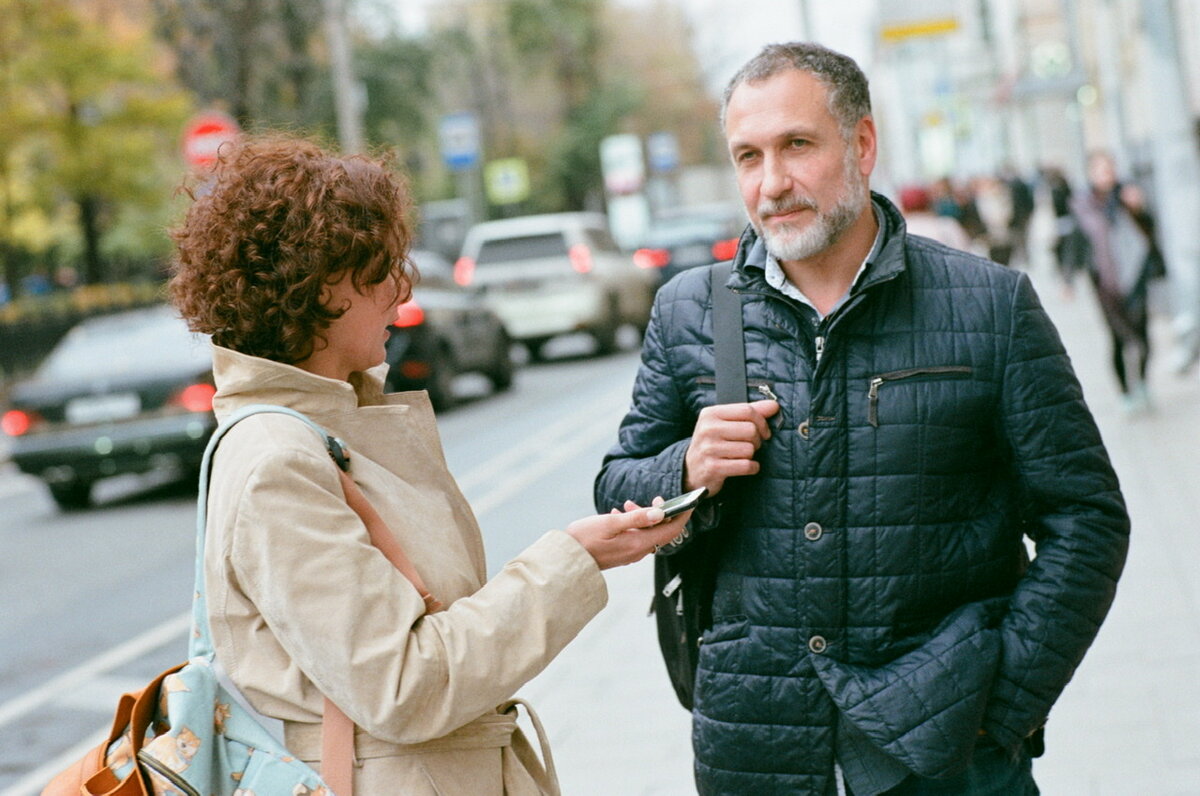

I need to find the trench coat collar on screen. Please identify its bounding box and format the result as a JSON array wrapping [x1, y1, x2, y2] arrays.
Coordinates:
[[210, 345, 389, 421]]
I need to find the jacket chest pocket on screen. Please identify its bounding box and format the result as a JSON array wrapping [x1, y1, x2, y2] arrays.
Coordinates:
[[867, 366, 974, 427]]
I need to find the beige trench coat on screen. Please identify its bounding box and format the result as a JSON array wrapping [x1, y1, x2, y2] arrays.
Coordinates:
[[203, 346, 608, 794]]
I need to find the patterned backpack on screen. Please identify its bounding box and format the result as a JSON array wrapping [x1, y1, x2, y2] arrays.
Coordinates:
[[43, 406, 357, 796]]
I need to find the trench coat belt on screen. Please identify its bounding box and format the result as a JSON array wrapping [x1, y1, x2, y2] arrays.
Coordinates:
[[284, 709, 520, 762]]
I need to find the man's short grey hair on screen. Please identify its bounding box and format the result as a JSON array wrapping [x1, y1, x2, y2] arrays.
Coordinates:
[[720, 42, 872, 139]]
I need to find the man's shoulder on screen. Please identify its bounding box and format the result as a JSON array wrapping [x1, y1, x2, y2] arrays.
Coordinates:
[[902, 234, 1021, 294], [658, 262, 723, 303]]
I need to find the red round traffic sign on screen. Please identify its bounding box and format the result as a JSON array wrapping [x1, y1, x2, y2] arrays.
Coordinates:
[[182, 111, 241, 169]]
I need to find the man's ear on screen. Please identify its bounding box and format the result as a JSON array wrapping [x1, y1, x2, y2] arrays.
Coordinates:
[[854, 116, 878, 178]]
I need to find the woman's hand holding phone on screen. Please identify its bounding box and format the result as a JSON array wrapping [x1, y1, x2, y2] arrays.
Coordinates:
[[566, 492, 699, 570]]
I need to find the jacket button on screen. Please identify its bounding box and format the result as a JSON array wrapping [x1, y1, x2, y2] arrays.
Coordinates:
[[803, 522, 823, 541], [798, 420, 810, 439], [808, 635, 827, 654]]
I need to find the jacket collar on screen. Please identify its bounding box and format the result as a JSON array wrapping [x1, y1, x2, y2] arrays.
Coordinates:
[[727, 191, 909, 295], [210, 345, 389, 421]]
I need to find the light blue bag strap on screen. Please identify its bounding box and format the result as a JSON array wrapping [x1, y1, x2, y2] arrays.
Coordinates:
[[190, 404, 350, 659]]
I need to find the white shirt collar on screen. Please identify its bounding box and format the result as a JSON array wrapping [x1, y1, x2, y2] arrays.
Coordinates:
[[763, 201, 886, 320]]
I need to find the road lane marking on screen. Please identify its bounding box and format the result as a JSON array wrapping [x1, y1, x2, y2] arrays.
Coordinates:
[[453, 382, 629, 494], [469, 403, 627, 518], [54, 675, 152, 712], [0, 727, 108, 796], [0, 612, 189, 730]]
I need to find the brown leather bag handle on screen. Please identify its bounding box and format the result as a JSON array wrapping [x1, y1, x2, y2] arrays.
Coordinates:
[[320, 467, 444, 796]]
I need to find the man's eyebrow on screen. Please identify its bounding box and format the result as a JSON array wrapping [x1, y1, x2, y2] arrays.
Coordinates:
[[778, 126, 820, 141]]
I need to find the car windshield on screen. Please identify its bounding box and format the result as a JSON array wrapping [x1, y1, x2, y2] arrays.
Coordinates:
[[476, 233, 568, 265], [36, 306, 211, 381]]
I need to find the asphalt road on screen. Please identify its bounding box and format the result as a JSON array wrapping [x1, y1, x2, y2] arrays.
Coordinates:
[[0, 334, 645, 794]]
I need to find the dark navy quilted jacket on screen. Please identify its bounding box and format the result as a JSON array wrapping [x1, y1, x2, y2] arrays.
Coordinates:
[[595, 195, 1129, 795]]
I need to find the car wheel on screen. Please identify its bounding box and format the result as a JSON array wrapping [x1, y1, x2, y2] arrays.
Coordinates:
[[48, 480, 93, 511], [426, 346, 458, 411], [593, 295, 621, 356], [488, 333, 515, 392]]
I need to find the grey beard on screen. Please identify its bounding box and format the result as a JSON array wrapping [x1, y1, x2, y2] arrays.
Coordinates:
[[759, 187, 866, 262]]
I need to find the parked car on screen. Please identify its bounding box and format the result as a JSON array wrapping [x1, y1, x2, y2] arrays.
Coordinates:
[[1, 305, 216, 510], [454, 212, 658, 359], [385, 248, 515, 409], [632, 203, 746, 285]]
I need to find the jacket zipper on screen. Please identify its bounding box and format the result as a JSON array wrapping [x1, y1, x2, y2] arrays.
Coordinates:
[[695, 376, 777, 401], [732, 263, 904, 376], [867, 366, 973, 427], [696, 377, 783, 427], [138, 750, 202, 796]]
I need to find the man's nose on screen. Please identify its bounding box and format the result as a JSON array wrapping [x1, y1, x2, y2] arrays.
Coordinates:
[[760, 153, 791, 199]]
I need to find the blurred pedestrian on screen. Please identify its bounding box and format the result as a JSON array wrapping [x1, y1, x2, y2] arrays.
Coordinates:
[[1040, 166, 1087, 297], [1071, 150, 1165, 412], [897, 184, 972, 251], [169, 133, 692, 794], [974, 175, 1015, 265], [596, 42, 1128, 796], [1003, 165, 1036, 267], [932, 176, 987, 252]]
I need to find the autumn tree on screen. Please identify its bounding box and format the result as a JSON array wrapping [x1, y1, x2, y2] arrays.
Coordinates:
[[4, 0, 190, 287]]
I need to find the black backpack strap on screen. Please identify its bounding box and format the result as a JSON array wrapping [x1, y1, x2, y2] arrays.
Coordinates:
[[711, 260, 746, 403]]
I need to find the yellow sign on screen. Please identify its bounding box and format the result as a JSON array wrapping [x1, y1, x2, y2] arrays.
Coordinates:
[[484, 158, 530, 205], [881, 17, 959, 43]]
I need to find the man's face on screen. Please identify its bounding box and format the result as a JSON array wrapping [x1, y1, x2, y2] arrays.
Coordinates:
[[724, 69, 875, 263]]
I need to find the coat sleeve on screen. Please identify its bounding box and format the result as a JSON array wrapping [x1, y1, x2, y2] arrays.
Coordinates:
[[593, 280, 698, 515], [982, 272, 1130, 749], [224, 445, 607, 745]]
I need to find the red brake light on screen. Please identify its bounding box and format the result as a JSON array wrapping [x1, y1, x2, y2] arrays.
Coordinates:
[[394, 300, 425, 328], [454, 257, 475, 286], [569, 244, 593, 274], [711, 237, 739, 261], [175, 383, 216, 413], [633, 248, 672, 269], [399, 361, 431, 379], [2, 409, 37, 436]]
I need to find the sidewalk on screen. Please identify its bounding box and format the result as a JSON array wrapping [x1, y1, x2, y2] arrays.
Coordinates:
[[518, 265, 1200, 795]]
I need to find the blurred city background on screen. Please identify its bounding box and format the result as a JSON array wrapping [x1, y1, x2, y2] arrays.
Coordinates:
[[0, 0, 1197, 364], [2, 1, 1200, 794]]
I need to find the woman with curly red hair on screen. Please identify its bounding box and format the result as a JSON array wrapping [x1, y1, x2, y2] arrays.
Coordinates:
[[169, 134, 689, 794]]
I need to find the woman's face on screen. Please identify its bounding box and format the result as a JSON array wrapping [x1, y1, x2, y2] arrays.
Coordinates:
[[299, 266, 410, 381]]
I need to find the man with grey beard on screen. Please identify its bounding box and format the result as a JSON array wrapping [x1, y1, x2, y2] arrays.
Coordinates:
[[595, 42, 1128, 795]]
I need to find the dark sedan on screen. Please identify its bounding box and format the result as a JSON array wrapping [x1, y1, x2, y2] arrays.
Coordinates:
[[385, 249, 515, 409], [1, 305, 216, 509], [633, 204, 746, 286]]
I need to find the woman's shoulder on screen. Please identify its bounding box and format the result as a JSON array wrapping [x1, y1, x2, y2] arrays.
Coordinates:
[[211, 412, 338, 489]]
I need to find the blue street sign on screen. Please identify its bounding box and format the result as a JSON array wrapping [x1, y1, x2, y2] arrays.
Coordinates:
[[647, 131, 680, 173], [439, 112, 481, 171]]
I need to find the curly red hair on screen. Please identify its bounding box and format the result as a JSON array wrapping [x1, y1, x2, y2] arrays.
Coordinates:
[[169, 133, 415, 364]]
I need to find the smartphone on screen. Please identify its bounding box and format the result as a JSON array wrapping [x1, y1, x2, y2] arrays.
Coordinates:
[[658, 487, 708, 519]]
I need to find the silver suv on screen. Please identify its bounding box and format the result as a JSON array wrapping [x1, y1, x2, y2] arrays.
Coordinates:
[[455, 212, 657, 358]]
